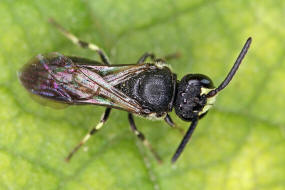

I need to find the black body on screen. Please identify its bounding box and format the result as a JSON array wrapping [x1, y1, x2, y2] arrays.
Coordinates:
[[116, 67, 177, 117], [19, 18, 252, 164], [174, 74, 214, 121]]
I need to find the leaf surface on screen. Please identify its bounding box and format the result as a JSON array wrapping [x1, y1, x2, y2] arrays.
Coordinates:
[[0, 0, 284, 189]]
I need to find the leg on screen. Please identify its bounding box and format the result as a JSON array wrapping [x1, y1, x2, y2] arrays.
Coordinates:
[[65, 108, 111, 162], [164, 114, 175, 127], [50, 19, 114, 159], [136, 52, 156, 64], [137, 52, 180, 64], [48, 18, 111, 65], [128, 113, 162, 163], [163, 52, 181, 61], [164, 114, 185, 134]]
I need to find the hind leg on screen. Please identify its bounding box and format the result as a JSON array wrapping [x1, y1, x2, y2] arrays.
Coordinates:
[[65, 108, 111, 162], [49, 18, 111, 65]]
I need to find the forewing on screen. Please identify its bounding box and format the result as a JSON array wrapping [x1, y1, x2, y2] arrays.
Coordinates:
[[19, 53, 75, 103], [19, 53, 149, 114], [77, 62, 152, 86]]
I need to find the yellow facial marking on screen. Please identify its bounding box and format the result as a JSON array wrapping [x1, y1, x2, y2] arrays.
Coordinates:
[[199, 87, 217, 115]]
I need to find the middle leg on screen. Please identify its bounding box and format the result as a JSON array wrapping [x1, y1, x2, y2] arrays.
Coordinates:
[[136, 52, 156, 64], [128, 113, 162, 163], [137, 52, 180, 64]]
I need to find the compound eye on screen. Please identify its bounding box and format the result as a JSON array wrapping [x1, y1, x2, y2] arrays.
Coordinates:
[[185, 74, 214, 89], [200, 77, 213, 88]]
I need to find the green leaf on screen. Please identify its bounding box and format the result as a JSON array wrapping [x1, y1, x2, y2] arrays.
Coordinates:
[[1, 0, 285, 189]]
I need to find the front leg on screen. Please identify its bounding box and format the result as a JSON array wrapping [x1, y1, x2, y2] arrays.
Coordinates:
[[164, 114, 184, 134], [164, 114, 175, 127]]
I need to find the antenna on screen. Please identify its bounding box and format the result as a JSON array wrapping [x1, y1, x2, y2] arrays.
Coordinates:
[[207, 37, 252, 98], [171, 118, 199, 163]]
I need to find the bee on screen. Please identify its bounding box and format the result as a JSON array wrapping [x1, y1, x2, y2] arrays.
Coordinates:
[[18, 19, 252, 163]]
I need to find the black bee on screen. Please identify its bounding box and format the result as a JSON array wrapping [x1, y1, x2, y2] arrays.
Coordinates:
[[19, 19, 252, 163]]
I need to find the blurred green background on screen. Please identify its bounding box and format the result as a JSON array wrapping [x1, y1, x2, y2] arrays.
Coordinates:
[[0, 0, 285, 189]]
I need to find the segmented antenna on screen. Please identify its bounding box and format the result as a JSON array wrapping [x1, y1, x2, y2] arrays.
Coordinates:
[[207, 37, 252, 98], [171, 38, 252, 163], [171, 118, 199, 163]]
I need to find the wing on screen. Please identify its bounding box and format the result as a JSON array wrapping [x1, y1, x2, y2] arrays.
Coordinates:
[[19, 52, 152, 114]]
